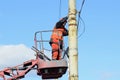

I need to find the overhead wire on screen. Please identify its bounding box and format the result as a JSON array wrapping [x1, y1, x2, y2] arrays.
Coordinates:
[[59, 0, 62, 19], [78, 0, 85, 19], [78, 17, 86, 38], [77, 0, 86, 39]]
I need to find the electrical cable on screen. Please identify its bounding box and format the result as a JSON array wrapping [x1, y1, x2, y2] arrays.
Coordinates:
[[59, 0, 62, 19], [77, 0, 86, 39], [78, 17, 86, 38], [78, 0, 85, 18]]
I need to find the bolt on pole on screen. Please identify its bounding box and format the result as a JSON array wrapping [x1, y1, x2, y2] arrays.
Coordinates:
[[68, 0, 78, 80]]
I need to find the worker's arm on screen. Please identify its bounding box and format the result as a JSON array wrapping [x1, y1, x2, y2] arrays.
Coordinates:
[[56, 16, 68, 28], [60, 16, 68, 23]]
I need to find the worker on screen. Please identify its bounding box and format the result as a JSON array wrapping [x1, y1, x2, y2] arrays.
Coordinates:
[[49, 16, 68, 60]]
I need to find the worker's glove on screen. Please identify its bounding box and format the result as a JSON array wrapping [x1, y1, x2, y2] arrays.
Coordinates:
[[49, 38, 53, 46], [60, 16, 68, 23]]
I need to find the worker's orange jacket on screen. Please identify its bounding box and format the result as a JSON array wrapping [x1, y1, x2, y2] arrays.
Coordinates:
[[50, 26, 68, 44]]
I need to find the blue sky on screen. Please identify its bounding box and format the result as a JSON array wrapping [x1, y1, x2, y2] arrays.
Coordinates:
[[0, 0, 120, 80]]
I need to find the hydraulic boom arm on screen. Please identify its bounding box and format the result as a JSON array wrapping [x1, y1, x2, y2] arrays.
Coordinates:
[[0, 59, 38, 80]]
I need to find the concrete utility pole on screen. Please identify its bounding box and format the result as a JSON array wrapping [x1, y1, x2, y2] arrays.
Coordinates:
[[68, 0, 78, 80]]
